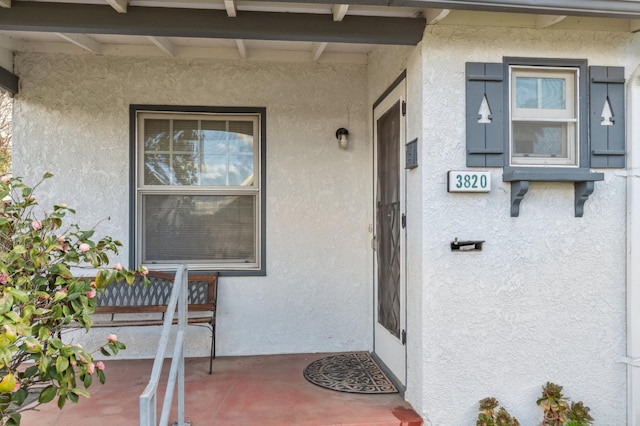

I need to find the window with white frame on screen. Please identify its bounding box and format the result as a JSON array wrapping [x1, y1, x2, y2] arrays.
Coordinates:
[[509, 66, 579, 167], [134, 108, 265, 273]]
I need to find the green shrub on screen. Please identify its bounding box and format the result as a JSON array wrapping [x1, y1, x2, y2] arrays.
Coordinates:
[[0, 173, 147, 425]]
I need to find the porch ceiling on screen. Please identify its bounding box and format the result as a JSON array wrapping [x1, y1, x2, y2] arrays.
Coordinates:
[[0, 0, 427, 64]]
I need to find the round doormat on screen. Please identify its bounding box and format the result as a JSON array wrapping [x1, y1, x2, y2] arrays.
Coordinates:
[[303, 352, 398, 394]]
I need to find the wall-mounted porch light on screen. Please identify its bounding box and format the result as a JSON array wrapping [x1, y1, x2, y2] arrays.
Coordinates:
[[335, 128, 349, 150]]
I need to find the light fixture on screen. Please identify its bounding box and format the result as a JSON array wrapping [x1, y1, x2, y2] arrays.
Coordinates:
[[335, 128, 349, 149]]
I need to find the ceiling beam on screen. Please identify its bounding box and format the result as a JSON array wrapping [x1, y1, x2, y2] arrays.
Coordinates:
[[236, 39, 247, 58], [424, 9, 450, 24], [270, 0, 640, 20], [0, 65, 18, 95], [312, 42, 328, 61], [0, 2, 425, 45], [147, 35, 174, 55], [0, 0, 10, 8], [106, 0, 128, 13], [224, 0, 237, 17], [57, 33, 102, 53], [535, 15, 566, 28], [332, 4, 349, 22]]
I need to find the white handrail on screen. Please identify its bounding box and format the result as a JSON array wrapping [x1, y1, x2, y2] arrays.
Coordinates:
[[139, 265, 188, 426]]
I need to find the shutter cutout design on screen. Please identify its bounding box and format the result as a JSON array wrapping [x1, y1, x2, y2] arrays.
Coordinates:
[[466, 62, 504, 167], [478, 95, 492, 124], [600, 97, 614, 126], [589, 66, 625, 168]]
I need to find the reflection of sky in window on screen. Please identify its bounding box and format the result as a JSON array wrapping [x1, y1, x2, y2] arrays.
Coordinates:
[[144, 118, 255, 186], [516, 77, 565, 109]]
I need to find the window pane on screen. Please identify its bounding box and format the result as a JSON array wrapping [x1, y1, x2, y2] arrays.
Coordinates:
[[512, 122, 571, 157], [202, 121, 228, 155], [201, 155, 228, 186], [173, 120, 199, 152], [228, 121, 254, 153], [229, 154, 254, 186], [144, 120, 171, 152], [144, 154, 171, 185], [143, 194, 256, 263], [540, 78, 565, 109], [516, 77, 565, 109], [516, 77, 538, 108], [173, 154, 199, 185]]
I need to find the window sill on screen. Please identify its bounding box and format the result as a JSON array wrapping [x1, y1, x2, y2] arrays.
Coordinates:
[[502, 168, 604, 217]]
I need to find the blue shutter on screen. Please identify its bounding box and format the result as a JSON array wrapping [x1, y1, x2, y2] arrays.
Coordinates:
[[589, 66, 625, 168], [466, 62, 504, 167]]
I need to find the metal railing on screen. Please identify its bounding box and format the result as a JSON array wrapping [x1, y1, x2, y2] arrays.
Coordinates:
[[140, 265, 189, 426]]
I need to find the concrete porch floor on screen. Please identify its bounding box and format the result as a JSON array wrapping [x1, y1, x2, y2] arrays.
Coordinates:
[[20, 353, 423, 426]]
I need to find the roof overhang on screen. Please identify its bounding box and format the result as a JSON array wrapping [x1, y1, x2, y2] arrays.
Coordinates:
[[281, 0, 640, 20], [0, 1, 426, 45]]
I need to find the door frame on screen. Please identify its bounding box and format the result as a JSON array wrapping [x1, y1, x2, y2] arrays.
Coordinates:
[[372, 71, 407, 388]]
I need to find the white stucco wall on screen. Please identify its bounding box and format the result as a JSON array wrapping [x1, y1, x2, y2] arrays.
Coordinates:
[[11, 54, 372, 358], [415, 25, 635, 425]]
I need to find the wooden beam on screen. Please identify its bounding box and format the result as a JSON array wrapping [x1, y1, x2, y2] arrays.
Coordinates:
[[332, 4, 349, 22], [0, 65, 18, 94], [106, 0, 128, 13], [224, 0, 237, 17], [0, 2, 426, 46], [630, 19, 640, 32], [57, 33, 102, 53], [424, 9, 450, 24], [147, 36, 174, 55], [236, 39, 247, 58], [535, 14, 567, 28], [312, 42, 328, 61], [0, 0, 10, 9]]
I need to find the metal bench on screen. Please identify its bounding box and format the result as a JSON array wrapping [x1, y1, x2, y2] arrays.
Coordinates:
[[92, 271, 218, 374]]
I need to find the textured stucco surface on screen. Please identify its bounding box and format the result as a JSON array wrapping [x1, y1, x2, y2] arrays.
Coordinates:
[[415, 25, 634, 425], [12, 54, 372, 358]]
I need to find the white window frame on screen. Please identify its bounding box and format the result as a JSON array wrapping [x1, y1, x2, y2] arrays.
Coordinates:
[[509, 66, 580, 167], [135, 109, 263, 273]]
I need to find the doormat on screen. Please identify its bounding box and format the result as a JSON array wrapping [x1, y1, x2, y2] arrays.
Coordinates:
[[303, 352, 398, 394]]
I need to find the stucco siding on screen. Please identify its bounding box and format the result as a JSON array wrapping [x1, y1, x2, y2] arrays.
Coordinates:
[[417, 25, 634, 425], [12, 53, 372, 358]]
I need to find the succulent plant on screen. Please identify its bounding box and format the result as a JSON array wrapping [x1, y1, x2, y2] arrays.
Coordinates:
[[477, 398, 519, 426], [537, 382, 570, 426], [566, 401, 593, 426]]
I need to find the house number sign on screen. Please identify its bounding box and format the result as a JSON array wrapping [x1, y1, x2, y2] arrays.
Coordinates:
[[447, 171, 491, 193]]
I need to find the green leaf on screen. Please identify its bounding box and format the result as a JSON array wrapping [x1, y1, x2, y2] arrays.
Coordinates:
[[23, 366, 38, 378], [7, 289, 28, 303], [67, 392, 79, 404], [6, 412, 21, 426], [72, 388, 90, 398], [11, 388, 28, 406], [57, 394, 66, 409], [97, 369, 106, 385], [56, 356, 69, 374], [82, 372, 92, 388], [12, 245, 26, 255], [38, 385, 57, 404]]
